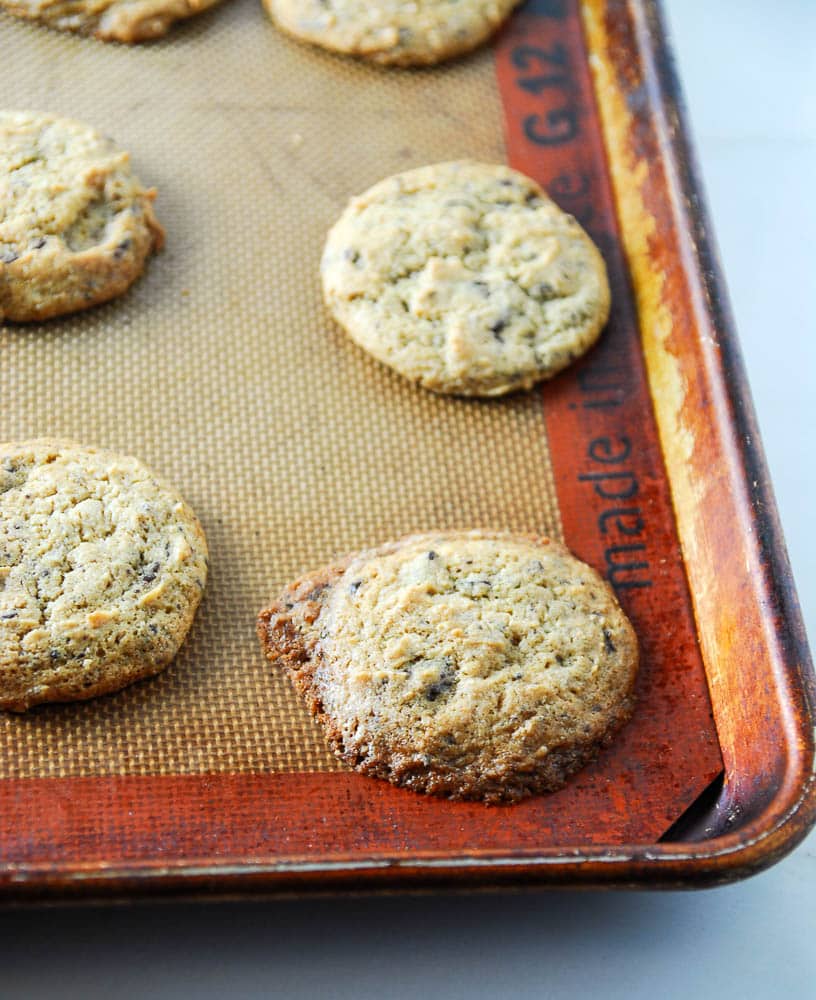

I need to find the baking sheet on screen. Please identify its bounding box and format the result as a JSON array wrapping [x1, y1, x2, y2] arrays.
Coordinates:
[[0, 0, 723, 882]]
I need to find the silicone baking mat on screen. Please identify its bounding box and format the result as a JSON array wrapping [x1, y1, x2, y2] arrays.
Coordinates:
[[0, 0, 722, 871]]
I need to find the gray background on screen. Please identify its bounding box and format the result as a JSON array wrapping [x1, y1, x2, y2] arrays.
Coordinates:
[[1, 1, 814, 995]]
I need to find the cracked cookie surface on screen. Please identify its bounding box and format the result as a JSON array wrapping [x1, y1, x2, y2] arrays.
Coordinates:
[[0, 441, 208, 711], [264, 0, 520, 66], [321, 161, 610, 396], [0, 111, 164, 323], [257, 531, 638, 802], [0, 0, 223, 42]]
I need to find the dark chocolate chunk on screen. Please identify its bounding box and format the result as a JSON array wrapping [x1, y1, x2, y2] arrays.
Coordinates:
[[424, 658, 457, 703], [490, 317, 507, 341], [532, 282, 557, 301]]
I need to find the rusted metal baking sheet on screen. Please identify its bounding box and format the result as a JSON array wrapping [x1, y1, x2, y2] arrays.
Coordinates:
[[0, 0, 813, 899]]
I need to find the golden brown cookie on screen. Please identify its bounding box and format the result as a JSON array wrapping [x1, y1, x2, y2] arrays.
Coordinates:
[[257, 531, 638, 803], [0, 111, 163, 323], [0, 0, 223, 43], [0, 441, 208, 711], [321, 161, 610, 396], [263, 0, 521, 67]]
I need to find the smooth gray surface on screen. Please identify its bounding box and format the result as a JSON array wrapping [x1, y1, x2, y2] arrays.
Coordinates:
[[1, 2, 814, 996]]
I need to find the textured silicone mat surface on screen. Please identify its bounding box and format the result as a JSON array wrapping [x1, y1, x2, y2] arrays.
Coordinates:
[[0, 1, 564, 778]]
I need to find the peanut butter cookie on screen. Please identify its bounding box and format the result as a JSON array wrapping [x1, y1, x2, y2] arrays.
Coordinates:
[[0, 0, 223, 43], [321, 161, 610, 396], [0, 441, 208, 711], [258, 531, 638, 803], [264, 0, 520, 67], [1, 111, 163, 323]]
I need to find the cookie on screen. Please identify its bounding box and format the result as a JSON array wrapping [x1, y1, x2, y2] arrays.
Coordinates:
[[263, 0, 521, 67], [0, 441, 208, 712], [0, 111, 164, 323], [257, 531, 638, 803], [0, 0, 223, 42], [321, 161, 610, 396]]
